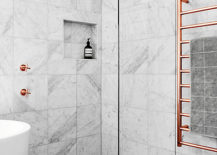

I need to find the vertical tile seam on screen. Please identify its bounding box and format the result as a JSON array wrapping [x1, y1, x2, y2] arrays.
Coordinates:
[[118, 0, 120, 154], [12, 0, 15, 120], [46, 0, 49, 154], [175, 0, 177, 154]]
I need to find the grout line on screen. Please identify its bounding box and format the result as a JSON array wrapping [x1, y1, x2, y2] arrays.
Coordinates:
[[12, 0, 15, 121], [118, 0, 120, 154], [75, 65, 78, 155], [46, 0, 49, 154]]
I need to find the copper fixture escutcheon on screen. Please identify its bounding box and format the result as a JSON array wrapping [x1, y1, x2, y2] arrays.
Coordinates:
[[20, 64, 31, 72], [20, 89, 31, 96]]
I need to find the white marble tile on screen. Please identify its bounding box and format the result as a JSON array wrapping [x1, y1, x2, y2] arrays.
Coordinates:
[[48, 139, 76, 155], [64, 43, 73, 58], [102, 74, 118, 106], [48, 0, 76, 9], [65, 43, 84, 59], [48, 41, 64, 62], [71, 22, 97, 44], [47, 41, 77, 74], [48, 75, 76, 109], [120, 107, 148, 144], [13, 76, 47, 112], [148, 74, 175, 113], [147, 37, 176, 74], [120, 137, 148, 155], [77, 74, 101, 106], [102, 43, 118, 74], [176, 144, 204, 155], [148, 146, 175, 155], [120, 0, 175, 11], [48, 5, 100, 41], [0, 113, 14, 120], [102, 12, 118, 43], [102, 104, 118, 136], [102, 134, 118, 155], [48, 5, 65, 41], [0, 76, 13, 115], [77, 134, 101, 155], [120, 41, 149, 74], [120, 8, 150, 41], [120, 6, 175, 41], [0, 7, 13, 37], [0, 37, 13, 75], [148, 111, 175, 151], [48, 108, 76, 143], [77, 105, 100, 137], [102, 0, 118, 14], [29, 145, 48, 155], [47, 59, 76, 75], [77, 60, 100, 75], [120, 75, 149, 110], [14, 0, 47, 39], [18, 0, 48, 3], [77, 0, 101, 13], [64, 21, 72, 43], [14, 111, 48, 147], [14, 38, 47, 75], [0, 0, 13, 9], [202, 150, 217, 155], [48, 6, 77, 41], [120, 36, 175, 74]]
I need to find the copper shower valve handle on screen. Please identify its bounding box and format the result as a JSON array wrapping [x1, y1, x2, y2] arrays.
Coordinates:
[[20, 64, 31, 72], [20, 89, 31, 96]]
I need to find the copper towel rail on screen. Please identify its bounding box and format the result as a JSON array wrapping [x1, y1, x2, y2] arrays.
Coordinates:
[[180, 125, 190, 132], [177, 0, 217, 152], [180, 55, 190, 58], [181, 21, 217, 30], [180, 98, 191, 102], [180, 69, 190, 73], [181, 142, 217, 152], [180, 40, 190, 44], [180, 84, 191, 88], [180, 113, 190, 117], [181, 5, 217, 15]]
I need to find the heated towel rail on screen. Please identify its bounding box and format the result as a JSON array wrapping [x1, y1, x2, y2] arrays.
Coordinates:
[[177, 0, 217, 152]]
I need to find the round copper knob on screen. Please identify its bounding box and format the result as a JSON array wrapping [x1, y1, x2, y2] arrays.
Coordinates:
[[20, 89, 31, 96], [20, 64, 31, 72]]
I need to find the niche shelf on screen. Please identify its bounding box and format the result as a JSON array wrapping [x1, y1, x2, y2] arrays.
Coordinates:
[[64, 20, 97, 60]]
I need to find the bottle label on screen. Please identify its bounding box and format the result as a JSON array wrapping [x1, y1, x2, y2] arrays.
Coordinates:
[[85, 49, 93, 53], [85, 49, 93, 58]]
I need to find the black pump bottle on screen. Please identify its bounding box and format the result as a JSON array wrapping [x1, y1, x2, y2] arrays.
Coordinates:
[[84, 38, 93, 59]]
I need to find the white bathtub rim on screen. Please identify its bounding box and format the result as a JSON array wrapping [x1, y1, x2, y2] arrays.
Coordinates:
[[0, 120, 31, 140]]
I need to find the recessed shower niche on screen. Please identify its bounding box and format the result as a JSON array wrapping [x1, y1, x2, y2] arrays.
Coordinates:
[[64, 20, 97, 59]]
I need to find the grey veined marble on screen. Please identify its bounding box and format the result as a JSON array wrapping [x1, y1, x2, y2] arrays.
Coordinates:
[[191, 37, 217, 138]]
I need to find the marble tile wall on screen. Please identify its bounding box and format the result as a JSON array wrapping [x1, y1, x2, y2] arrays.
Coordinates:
[[117, 0, 217, 155], [0, 0, 102, 155], [118, 0, 176, 154], [102, 0, 119, 154]]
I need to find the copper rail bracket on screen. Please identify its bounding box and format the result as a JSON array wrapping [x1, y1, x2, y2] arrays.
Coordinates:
[[182, 0, 189, 3]]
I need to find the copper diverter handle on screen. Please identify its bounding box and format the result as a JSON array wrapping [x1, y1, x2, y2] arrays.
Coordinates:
[[20, 89, 31, 96], [20, 64, 31, 72]]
